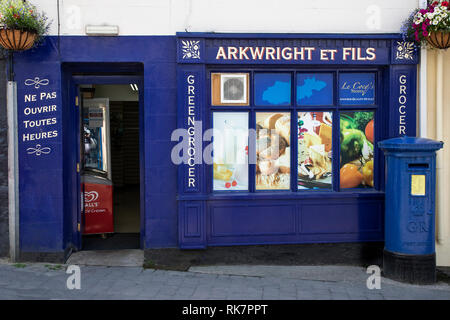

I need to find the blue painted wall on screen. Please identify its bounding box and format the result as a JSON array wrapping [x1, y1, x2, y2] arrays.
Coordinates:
[[14, 36, 179, 253], [13, 34, 419, 255]]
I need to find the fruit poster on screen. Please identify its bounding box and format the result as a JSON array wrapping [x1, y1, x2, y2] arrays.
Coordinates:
[[340, 111, 374, 189]]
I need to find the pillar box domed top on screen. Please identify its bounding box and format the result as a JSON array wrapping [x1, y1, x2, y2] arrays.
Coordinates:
[[379, 136, 443, 153]]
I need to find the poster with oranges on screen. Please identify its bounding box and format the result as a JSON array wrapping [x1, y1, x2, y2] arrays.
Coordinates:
[[340, 111, 374, 189]]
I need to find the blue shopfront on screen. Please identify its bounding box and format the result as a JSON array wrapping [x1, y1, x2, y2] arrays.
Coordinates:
[[12, 33, 418, 262]]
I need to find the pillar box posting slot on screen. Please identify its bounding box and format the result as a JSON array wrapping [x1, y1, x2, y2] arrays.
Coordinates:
[[379, 137, 443, 284]]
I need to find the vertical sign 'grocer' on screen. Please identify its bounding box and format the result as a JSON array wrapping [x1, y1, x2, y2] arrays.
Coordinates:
[[398, 74, 408, 136], [389, 67, 416, 138]]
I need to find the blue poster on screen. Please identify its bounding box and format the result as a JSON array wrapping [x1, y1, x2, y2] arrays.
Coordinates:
[[254, 73, 291, 106], [297, 73, 333, 106], [339, 73, 375, 105]]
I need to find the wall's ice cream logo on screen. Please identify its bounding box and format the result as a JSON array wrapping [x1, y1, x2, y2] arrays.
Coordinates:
[[84, 191, 99, 202], [84, 191, 99, 210], [83, 184, 112, 232]]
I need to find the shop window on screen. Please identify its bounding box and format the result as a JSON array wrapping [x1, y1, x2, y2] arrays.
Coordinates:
[[211, 73, 249, 106], [339, 73, 375, 105], [209, 70, 379, 194], [213, 112, 249, 191], [298, 112, 333, 190], [340, 111, 375, 189], [256, 112, 291, 190], [297, 73, 333, 106], [254, 73, 291, 106]]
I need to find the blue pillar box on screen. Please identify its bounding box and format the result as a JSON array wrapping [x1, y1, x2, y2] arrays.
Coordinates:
[[379, 137, 443, 284]]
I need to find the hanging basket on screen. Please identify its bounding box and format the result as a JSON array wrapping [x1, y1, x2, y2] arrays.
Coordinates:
[[0, 28, 37, 51], [426, 31, 450, 50]]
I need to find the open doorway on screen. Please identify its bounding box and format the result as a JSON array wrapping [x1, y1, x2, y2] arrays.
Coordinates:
[[80, 83, 141, 250]]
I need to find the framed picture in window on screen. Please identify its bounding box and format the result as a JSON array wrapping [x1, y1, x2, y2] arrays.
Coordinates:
[[211, 73, 249, 106]]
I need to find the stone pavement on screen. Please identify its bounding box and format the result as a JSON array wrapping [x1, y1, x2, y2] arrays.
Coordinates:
[[0, 258, 449, 300], [66, 249, 144, 267]]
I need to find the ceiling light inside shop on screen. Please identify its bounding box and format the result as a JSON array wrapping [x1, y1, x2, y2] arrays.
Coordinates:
[[130, 84, 138, 91], [85, 25, 119, 36]]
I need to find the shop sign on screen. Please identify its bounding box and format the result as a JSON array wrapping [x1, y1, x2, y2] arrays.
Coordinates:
[[390, 67, 416, 137], [22, 77, 58, 156], [339, 73, 375, 105], [176, 72, 203, 192], [215, 46, 377, 62], [178, 38, 420, 66], [186, 74, 197, 189]]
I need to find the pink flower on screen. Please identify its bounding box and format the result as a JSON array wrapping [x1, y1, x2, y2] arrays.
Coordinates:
[[420, 9, 427, 14], [415, 31, 420, 41], [422, 23, 428, 30], [423, 31, 429, 37]]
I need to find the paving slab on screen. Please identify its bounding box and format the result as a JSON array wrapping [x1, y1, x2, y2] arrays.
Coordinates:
[[188, 265, 370, 282], [0, 259, 450, 300]]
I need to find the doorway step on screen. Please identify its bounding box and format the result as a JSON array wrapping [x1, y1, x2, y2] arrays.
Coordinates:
[[66, 249, 143, 267]]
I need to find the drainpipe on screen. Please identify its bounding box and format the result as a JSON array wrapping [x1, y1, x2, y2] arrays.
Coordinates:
[[419, 0, 427, 138], [419, 48, 427, 138], [7, 51, 19, 261], [436, 50, 446, 243]]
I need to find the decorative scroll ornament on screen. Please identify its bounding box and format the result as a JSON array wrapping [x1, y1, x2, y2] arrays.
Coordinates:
[[26, 144, 51, 156], [395, 41, 415, 61], [181, 40, 201, 59], [25, 77, 49, 89]]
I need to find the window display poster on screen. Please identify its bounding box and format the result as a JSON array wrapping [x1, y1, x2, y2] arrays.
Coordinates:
[[298, 112, 333, 190], [255, 112, 291, 190], [340, 111, 374, 189], [339, 73, 375, 105], [213, 112, 249, 191], [297, 73, 333, 106], [254, 73, 291, 106]]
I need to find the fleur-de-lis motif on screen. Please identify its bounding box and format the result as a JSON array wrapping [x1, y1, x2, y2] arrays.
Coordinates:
[[26, 144, 51, 156], [24, 77, 50, 89], [181, 40, 201, 59]]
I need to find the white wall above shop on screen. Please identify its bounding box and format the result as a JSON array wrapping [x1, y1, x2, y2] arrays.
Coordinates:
[[35, 0, 420, 35]]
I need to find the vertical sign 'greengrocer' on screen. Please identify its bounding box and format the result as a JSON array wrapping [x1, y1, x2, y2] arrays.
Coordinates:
[[186, 74, 197, 189]]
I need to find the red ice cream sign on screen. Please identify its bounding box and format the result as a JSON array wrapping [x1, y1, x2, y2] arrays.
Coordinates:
[[83, 182, 114, 235]]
